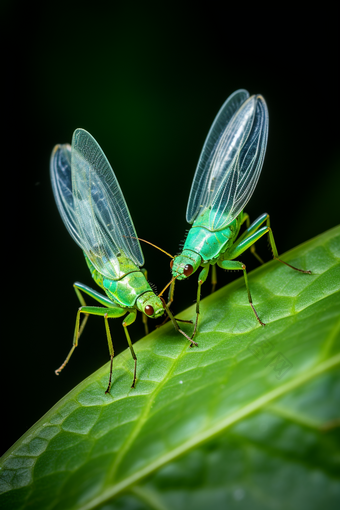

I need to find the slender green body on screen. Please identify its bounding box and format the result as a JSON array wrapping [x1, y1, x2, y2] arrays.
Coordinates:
[[50, 128, 195, 394], [171, 208, 311, 337], [84, 253, 161, 313], [169, 90, 311, 337], [173, 210, 243, 278]]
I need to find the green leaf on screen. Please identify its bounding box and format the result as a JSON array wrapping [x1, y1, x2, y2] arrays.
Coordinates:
[[1, 226, 340, 510]]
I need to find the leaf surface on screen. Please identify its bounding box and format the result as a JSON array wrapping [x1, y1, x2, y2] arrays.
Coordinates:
[[1, 226, 339, 510]]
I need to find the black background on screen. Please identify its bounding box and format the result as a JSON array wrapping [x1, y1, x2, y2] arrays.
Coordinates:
[[2, 2, 339, 456]]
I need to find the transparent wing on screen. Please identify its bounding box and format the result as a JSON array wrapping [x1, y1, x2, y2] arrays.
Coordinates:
[[186, 91, 269, 231], [71, 128, 144, 277], [186, 89, 250, 223], [50, 129, 144, 280], [208, 95, 268, 230], [50, 143, 83, 247]]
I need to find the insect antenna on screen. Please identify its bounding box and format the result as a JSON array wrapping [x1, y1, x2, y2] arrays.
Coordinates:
[[158, 274, 180, 298], [125, 236, 173, 259]]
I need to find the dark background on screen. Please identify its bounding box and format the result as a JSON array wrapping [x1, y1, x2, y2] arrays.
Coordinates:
[[2, 2, 339, 455]]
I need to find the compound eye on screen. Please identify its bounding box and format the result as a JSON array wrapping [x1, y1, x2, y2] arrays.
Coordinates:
[[145, 305, 154, 316], [170, 259, 174, 269], [183, 264, 193, 276]]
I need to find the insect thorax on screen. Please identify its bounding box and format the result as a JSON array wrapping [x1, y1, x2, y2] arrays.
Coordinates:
[[183, 216, 239, 263], [83, 252, 152, 308], [103, 271, 154, 308]]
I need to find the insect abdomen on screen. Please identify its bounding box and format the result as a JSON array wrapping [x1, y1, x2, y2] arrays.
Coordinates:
[[183, 225, 234, 262], [83, 253, 105, 290]]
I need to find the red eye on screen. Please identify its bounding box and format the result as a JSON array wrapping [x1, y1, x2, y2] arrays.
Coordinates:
[[170, 259, 174, 268], [145, 305, 154, 316], [184, 264, 193, 276]]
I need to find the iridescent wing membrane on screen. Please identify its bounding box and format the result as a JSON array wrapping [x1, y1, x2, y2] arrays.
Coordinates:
[[50, 128, 144, 280], [186, 90, 269, 231]]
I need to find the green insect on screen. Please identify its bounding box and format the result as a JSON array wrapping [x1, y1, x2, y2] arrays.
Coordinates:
[[168, 89, 311, 337], [50, 128, 194, 394]]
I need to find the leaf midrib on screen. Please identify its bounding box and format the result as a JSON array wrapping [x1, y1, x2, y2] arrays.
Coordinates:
[[105, 335, 192, 484], [81, 351, 340, 510]]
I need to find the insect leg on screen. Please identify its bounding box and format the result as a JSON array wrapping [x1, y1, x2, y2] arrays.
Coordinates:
[[240, 211, 250, 228], [265, 225, 312, 274], [227, 225, 270, 260], [72, 281, 122, 342], [54, 306, 84, 377], [238, 212, 270, 264], [161, 299, 198, 346], [217, 260, 265, 326], [84, 305, 126, 394], [141, 313, 149, 335], [239, 212, 269, 240], [73, 285, 90, 340], [103, 312, 114, 394], [74, 282, 118, 306], [230, 221, 311, 274], [122, 310, 138, 388], [191, 265, 210, 339], [211, 264, 217, 293], [140, 269, 149, 335], [55, 298, 126, 394], [167, 278, 176, 308]]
